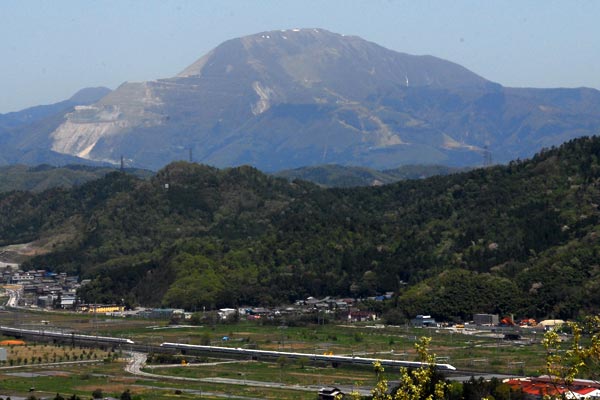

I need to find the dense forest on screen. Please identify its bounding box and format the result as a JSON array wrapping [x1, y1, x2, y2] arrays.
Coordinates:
[[1, 136, 600, 321], [0, 164, 153, 193], [275, 164, 466, 187]]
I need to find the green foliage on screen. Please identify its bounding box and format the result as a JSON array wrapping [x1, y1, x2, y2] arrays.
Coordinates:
[[0, 164, 151, 193], [543, 316, 600, 395], [2, 137, 600, 319], [398, 269, 521, 321], [276, 356, 288, 367], [275, 164, 465, 188], [370, 337, 448, 400], [199, 332, 211, 346], [460, 377, 523, 400], [297, 356, 309, 369]]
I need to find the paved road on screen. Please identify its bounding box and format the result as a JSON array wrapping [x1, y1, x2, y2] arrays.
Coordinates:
[[4, 287, 21, 307], [124, 352, 372, 396]]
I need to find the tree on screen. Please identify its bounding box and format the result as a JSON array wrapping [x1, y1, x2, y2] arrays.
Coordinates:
[[360, 337, 449, 400], [119, 389, 132, 400], [276, 356, 288, 368], [542, 316, 600, 399], [91, 389, 103, 399], [297, 356, 310, 369]]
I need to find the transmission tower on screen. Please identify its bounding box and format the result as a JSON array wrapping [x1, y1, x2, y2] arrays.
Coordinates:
[[483, 146, 492, 167]]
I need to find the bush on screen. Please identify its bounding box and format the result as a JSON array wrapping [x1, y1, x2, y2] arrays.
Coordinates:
[[199, 332, 211, 345], [382, 308, 407, 325]]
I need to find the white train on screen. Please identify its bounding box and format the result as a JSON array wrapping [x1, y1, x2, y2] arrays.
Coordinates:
[[0, 325, 134, 345], [160, 342, 456, 371]]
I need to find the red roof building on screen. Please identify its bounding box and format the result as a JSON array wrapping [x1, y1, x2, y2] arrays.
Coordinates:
[[505, 377, 600, 399]]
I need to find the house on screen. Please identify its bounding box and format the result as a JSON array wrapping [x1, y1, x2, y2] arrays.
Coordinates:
[[11, 273, 34, 284], [60, 295, 76, 309], [218, 308, 237, 320], [318, 386, 343, 399], [505, 377, 600, 399], [335, 301, 348, 310], [571, 388, 600, 399], [37, 295, 52, 308], [247, 307, 270, 316], [537, 319, 565, 330], [411, 315, 437, 327], [347, 310, 377, 322]]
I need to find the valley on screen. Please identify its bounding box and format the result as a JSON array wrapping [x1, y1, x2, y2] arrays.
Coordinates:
[[2, 13, 600, 398], [0, 306, 556, 399]]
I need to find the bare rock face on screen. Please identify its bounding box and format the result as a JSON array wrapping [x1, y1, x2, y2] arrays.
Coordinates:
[[50, 82, 165, 159], [32, 29, 600, 170]]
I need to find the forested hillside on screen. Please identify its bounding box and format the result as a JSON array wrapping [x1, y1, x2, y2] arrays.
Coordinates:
[[0, 164, 153, 193], [2, 136, 600, 320], [275, 164, 466, 187]]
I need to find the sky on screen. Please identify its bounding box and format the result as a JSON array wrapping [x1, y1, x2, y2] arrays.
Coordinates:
[[1, 0, 599, 113]]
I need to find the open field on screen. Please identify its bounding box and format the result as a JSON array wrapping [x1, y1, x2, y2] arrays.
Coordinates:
[[149, 360, 382, 388], [0, 309, 558, 399], [1, 342, 112, 365]]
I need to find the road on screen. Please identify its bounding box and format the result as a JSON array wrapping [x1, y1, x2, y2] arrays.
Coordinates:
[[4, 286, 21, 308], [124, 352, 372, 396]]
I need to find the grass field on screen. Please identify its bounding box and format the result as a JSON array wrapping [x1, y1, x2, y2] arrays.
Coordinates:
[[2, 342, 112, 365], [0, 308, 556, 399]]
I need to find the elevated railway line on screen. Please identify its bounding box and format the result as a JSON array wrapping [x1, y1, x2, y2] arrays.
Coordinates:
[[0, 325, 456, 371]]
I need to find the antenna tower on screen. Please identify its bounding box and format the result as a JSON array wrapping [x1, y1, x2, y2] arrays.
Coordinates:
[[483, 146, 492, 167]]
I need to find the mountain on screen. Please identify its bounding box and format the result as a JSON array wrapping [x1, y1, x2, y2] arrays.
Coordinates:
[[275, 164, 466, 187], [19, 28, 597, 171], [0, 87, 111, 129], [2, 136, 600, 319], [0, 87, 111, 166]]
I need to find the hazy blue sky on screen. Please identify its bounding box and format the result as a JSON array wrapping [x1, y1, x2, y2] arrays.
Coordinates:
[[1, 0, 599, 113]]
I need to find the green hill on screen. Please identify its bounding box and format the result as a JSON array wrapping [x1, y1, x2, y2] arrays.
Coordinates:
[[0, 164, 153, 193], [274, 164, 466, 187], [2, 136, 600, 321]]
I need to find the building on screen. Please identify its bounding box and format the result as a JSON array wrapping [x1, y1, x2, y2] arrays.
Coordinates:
[[537, 319, 565, 330], [411, 315, 437, 327], [139, 308, 184, 319], [347, 310, 377, 322], [473, 313, 499, 326], [505, 377, 600, 399], [318, 386, 343, 400], [78, 304, 125, 313]]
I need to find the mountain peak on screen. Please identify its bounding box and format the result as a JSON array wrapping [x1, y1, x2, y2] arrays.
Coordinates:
[[177, 28, 489, 91], [18, 29, 600, 172]]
